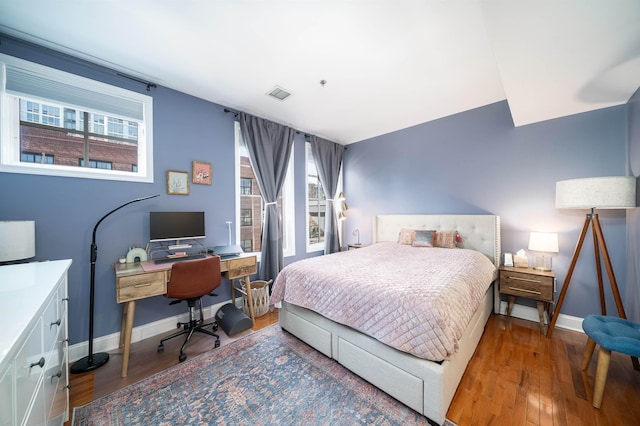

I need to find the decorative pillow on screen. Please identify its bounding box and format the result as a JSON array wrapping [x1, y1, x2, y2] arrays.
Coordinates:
[[433, 230, 460, 248], [398, 228, 416, 245], [412, 230, 435, 247]]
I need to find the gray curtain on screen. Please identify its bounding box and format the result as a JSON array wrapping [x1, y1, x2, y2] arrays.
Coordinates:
[[239, 113, 294, 281], [310, 136, 345, 254]]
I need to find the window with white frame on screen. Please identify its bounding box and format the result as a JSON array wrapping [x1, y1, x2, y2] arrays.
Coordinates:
[[235, 122, 295, 257], [0, 54, 153, 182], [306, 142, 326, 251]]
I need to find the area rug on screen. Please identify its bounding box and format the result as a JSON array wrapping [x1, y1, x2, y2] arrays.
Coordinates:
[[73, 324, 454, 425]]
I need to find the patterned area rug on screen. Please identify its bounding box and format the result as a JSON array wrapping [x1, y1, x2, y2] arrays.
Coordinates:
[[73, 324, 455, 425]]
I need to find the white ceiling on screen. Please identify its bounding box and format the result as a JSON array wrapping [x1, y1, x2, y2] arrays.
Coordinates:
[[1, 0, 639, 144]]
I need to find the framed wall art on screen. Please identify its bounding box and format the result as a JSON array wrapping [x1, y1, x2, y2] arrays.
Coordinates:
[[167, 170, 189, 195], [192, 161, 212, 185]]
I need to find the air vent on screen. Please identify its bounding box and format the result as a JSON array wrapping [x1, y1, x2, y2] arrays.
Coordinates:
[[267, 86, 292, 101]]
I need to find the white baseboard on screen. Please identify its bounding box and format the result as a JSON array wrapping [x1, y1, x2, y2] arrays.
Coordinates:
[[497, 301, 584, 334], [69, 300, 240, 363]]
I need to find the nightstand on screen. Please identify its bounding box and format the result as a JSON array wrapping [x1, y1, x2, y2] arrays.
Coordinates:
[[499, 266, 555, 335]]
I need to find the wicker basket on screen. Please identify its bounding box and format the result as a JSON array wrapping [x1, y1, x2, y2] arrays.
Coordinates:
[[241, 279, 271, 318]]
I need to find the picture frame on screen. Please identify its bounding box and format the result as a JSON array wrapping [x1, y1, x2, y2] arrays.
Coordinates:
[[192, 161, 212, 185], [167, 170, 189, 195]]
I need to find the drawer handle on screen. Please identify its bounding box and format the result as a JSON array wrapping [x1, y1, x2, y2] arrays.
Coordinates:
[[51, 318, 61, 327], [50, 371, 62, 382], [134, 283, 152, 288], [508, 286, 542, 295], [62, 297, 70, 302], [507, 275, 542, 284], [30, 357, 45, 369]]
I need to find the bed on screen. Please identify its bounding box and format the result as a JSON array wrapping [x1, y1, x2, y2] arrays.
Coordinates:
[[271, 214, 500, 425]]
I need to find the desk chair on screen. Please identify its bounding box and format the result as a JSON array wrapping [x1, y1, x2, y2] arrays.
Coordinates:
[[157, 256, 221, 362]]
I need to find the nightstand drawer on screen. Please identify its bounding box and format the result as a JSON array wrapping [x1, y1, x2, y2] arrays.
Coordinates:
[[500, 270, 554, 302], [117, 271, 166, 302]]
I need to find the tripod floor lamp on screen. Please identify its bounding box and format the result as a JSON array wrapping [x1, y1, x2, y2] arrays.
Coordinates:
[[547, 177, 636, 357], [70, 194, 159, 374]]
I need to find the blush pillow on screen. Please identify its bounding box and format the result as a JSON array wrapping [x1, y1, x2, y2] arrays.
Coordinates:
[[398, 228, 416, 245], [434, 230, 459, 248]]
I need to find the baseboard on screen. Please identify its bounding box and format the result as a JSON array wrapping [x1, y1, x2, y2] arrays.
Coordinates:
[[69, 300, 239, 363], [497, 301, 584, 334]]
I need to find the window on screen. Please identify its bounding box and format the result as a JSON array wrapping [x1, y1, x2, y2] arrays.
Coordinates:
[[240, 208, 253, 226], [240, 177, 252, 195], [306, 142, 326, 251], [235, 122, 295, 257], [0, 53, 153, 182]]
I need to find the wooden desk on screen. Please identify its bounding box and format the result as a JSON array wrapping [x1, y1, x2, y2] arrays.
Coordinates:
[[113, 254, 257, 377]]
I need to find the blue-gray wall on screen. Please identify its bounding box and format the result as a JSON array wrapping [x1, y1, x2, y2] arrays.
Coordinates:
[[343, 100, 631, 319], [626, 87, 640, 323], [0, 39, 319, 345], [1, 37, 638, 345]]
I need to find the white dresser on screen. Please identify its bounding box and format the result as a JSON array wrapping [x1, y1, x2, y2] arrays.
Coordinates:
[[0, 259, 72, 426]]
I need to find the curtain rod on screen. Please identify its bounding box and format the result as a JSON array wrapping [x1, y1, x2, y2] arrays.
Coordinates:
[[0, 32, 157, 91]]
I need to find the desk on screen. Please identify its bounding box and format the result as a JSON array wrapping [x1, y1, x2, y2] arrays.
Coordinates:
[[114, 254, 257, 377]]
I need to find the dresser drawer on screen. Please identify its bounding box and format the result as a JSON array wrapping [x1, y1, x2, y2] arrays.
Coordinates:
[[15, 317, 44, 426], [499, 270, 554, 302], [117, 271, 166, 303]]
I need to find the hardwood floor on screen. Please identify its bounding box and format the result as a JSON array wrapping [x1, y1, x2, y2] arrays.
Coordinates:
[[67, 312, 640, 425]]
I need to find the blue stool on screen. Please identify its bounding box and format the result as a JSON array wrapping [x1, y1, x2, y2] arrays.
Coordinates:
[[581, 315, 640, 408]]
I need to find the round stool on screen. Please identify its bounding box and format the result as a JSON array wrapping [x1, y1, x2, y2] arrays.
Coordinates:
[[581, 315, 640, 408]]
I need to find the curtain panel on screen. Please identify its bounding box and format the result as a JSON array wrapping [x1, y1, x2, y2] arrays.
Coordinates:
[[310, 136, 345, 255], [239, 113, 294, 281]]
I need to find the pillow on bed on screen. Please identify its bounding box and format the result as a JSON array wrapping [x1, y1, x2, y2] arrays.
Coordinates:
[[433, 230, 460, 248], [398, 228, 416, 245], [412, 230, 435, 247]]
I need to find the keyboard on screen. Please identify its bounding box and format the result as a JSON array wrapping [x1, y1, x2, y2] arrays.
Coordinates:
[[153, 254, 206, 264]]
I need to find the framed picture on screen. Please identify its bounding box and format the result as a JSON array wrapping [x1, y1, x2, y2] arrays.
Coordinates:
[[192, 161, 212, 185], [167, 170, 189, 195]]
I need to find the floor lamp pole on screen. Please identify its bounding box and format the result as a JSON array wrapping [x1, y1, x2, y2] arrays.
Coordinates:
[[71, 194, 159, 374]]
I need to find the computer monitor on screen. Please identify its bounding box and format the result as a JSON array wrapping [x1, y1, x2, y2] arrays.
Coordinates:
[[149, 211, 205, 243]]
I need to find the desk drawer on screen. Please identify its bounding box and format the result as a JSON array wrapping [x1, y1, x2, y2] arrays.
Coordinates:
[[500, 271, 553, 302], [223, 257, 257, 279], [117, 272, 166, 303]]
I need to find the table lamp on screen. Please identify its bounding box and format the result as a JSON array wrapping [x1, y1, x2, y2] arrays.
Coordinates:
[[0, 220, 35, 263], [528, 232, 559, 271]]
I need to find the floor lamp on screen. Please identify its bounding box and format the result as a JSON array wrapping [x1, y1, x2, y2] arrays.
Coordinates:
[[547, 176, 639, 369], [71, 194, 159, 374]]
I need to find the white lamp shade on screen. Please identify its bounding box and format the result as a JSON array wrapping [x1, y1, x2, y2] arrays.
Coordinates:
[[0, 221, 36, 262], [528, 232, 559, 253], [556, 176, 636, 209]]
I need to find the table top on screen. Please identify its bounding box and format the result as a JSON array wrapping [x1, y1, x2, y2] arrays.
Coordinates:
[[113, 253, 257, 277]]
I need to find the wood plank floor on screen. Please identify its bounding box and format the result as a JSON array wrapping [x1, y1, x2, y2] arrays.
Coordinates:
[[66, 312, 640, 425]]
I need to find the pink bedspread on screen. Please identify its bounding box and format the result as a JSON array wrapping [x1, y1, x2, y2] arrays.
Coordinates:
[[270, 242, 497, 361]]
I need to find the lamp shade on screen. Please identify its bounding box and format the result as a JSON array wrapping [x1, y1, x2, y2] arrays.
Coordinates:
[[556, 176, 636, 209], [0, 220, 36, 262], [528, 232, 559, 253]]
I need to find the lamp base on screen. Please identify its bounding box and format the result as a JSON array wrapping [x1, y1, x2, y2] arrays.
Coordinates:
[[533, 266, 552, 272], [532, 254, 552, 272], [70, 352, 109, 374]]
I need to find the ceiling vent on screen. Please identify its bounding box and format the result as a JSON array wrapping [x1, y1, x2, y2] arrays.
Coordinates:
[[267, 86, 292, 101]]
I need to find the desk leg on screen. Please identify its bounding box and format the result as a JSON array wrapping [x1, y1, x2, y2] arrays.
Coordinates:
[[244, 275, 255, 326], [231, 278, 236, 306], [121, 300, 136, 378]]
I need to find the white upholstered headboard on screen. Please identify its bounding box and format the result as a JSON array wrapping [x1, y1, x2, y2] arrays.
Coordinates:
[[372, 214, 501, 267]]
